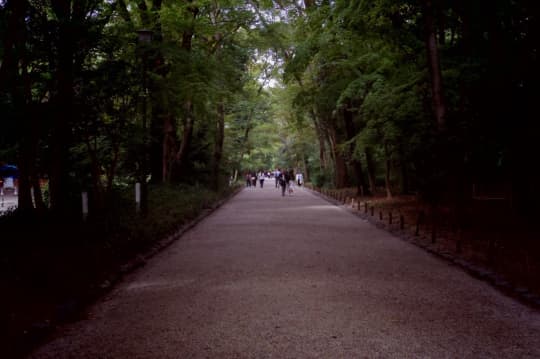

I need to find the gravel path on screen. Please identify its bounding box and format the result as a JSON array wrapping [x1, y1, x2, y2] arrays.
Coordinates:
[[29, 185, 540, 358]]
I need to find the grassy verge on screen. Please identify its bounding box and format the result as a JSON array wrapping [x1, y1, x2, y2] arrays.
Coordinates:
[[0, 183, 240, 358]]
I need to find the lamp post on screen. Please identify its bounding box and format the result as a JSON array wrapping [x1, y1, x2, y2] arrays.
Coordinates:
[[136, 29, 152, 215]]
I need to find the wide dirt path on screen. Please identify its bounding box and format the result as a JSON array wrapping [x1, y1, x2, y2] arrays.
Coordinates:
[[30, 184, 540, 358]]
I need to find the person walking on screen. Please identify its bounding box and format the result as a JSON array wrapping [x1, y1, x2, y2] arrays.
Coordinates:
[[279, 172, 287, 196], [251, 173, 257, 187], [258, 171, 265, 188], [274, 168, 281, 188], [296, 172, 303, 186], [286, 169, 294, 195]]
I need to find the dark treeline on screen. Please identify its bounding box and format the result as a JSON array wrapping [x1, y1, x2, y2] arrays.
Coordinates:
[[277, 0, 539, 218], [1, 0, 539, 219], [0, 0, 267, 218]]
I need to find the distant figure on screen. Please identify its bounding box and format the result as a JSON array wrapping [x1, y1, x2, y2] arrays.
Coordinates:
[[279, 172, 287, 196], [286, 169, 295, 195], [258, 171, 265, 188], [274, 168, 281, 188], [296, 172, 303, 186], [245, 173, 251, 187], [251, 173, 257, 187]]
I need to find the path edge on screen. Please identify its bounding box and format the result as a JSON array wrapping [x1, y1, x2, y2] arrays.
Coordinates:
[[303, 186, 540, 311]]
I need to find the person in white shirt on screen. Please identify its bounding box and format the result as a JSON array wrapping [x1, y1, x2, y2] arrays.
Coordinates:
[[295, 173, 303, 186]]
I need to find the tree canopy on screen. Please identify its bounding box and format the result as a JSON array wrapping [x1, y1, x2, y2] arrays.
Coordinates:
[[1, 0, 538, 217]]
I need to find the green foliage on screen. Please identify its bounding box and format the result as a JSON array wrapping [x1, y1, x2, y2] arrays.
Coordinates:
[[1, 0, 538, 208]]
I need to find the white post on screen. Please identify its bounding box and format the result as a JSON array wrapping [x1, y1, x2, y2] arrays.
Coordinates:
[[81, 192, 88, 220], [31, 187, 36, 208], [135, 182, 141, 213]]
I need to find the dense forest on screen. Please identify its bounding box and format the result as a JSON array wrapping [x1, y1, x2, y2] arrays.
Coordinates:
[[1, 0, 539, 216]]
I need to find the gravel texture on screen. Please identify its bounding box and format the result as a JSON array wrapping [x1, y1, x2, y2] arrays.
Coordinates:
[[29, 185, 540, 358]]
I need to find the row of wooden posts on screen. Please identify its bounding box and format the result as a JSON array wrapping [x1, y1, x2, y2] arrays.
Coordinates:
[[309, 186, 462, 253]]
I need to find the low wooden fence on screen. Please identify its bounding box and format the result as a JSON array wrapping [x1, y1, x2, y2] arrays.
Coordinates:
[[304, 183, 540, 298]]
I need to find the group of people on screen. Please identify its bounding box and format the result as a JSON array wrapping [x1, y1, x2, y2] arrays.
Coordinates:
[[244, 171, 270, 188], [274, 168, 303, 197], [244, 168, 304, 197]]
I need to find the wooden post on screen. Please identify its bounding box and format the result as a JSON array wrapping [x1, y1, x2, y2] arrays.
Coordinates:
[[365, 202, 368, 213]]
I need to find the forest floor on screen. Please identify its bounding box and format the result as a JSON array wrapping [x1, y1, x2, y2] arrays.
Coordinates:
[[305, 184, 540, 307]]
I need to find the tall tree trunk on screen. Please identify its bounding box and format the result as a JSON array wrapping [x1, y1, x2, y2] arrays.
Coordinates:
[[334, 153, 348, 189], [31, 175, 46, 211], [86, 139, 105, 211], [328, 125, 347, 188], [0, 0, 28, 92], [342, 104, 366, 196], [106, 141, 121, 195], [50, 0, 75, 214], [212, 102, 225, 190], [170, 100, 194, 181], [12, 0, 34, 211], [162, 114, 176, 182], [365, 147, 377, 195], [169, 2, 198, 182], [28, 104, 46, 211], [384, 142, 393, 199], [400, 157, 409, 194], [150, 0, 167, 184], [310, 109, 327, 171], [423, 0, 447, 131], [0, 0, 35, 211], [18, 150, 34, 210]]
